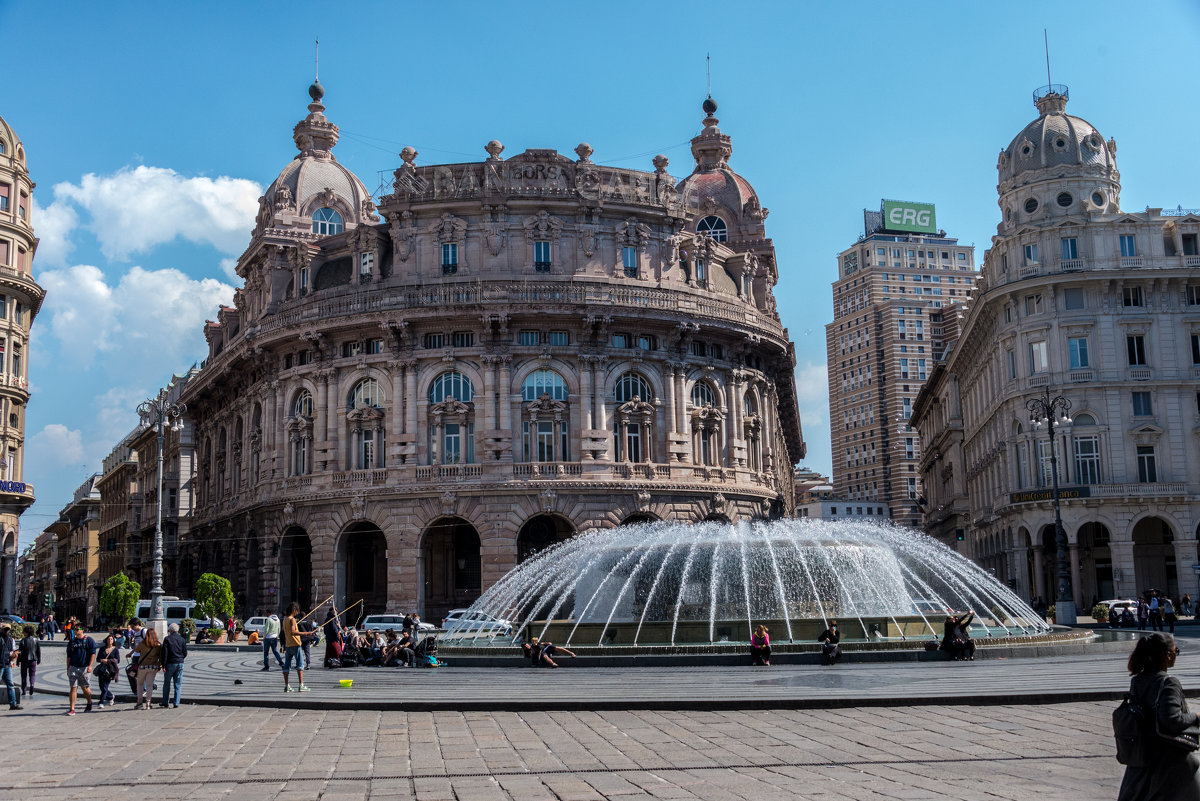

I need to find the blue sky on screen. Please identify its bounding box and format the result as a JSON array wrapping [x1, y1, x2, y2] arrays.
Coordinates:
[[3, 2, 1199, 548]]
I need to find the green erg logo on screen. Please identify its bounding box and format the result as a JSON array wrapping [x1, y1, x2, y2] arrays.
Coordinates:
[[883, 200, 936, 234]]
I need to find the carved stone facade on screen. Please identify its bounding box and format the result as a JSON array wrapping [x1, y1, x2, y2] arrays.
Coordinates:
[[0, 114, 44, 614], [177, 84, 804, 620], [912, 87, 1200, 606]]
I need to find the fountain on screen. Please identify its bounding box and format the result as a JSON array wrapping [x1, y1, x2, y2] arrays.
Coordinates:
[[438, 519, 1054, 651]]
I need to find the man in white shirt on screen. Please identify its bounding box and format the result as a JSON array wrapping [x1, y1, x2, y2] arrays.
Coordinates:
[[261, 614, 284, 671]]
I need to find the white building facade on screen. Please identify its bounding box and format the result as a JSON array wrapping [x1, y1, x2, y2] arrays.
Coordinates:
[[912, 86, 1200, 607]]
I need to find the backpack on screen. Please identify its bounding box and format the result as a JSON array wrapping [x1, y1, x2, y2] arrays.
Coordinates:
[[1114, 692, 1150, 766]]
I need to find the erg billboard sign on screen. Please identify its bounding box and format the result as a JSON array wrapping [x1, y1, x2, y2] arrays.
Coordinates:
[[882, 200, 936, 234]]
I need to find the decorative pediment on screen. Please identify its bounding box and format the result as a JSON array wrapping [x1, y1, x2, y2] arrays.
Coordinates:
[[430, 398, 471, 418], [617, 395, 655, 418], [691, 404, 724, 427], [527, 392, 567, 419], [347, 406, 386, 425], [428, 212, 467, 244], [285, 415, 313, 433], [1131, 424, 1164, 445], [523, 210, 564, 242], [617, 217, 652, 248]]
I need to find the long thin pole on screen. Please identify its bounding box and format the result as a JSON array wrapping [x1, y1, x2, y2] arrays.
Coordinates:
[[151, 406, 166, 624], [298, 593, 335, 623], [1044, 29, 1051, 87]]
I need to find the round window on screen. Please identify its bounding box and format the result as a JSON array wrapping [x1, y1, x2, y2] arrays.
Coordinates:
[[1054, 138, 1067, 150], [1024, 198, 1039, 214], [1056, 192, 1073, 208], [1021, 144, 1033, 157], [1091, 191, 1105, 207]]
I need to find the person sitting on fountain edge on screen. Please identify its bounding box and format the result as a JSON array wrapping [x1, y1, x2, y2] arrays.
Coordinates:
[[523, 637, 576, 668], [817, 620, 841, 665], [940, 610, 976, 661], [750, 625, 771, 666]]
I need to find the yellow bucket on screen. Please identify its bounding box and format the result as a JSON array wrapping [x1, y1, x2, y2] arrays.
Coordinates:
[[339, 679, 353, 688]]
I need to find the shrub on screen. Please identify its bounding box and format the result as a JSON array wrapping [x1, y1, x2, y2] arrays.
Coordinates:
[[1093, 603, 1110, 621], [179, 618, 197, 642]]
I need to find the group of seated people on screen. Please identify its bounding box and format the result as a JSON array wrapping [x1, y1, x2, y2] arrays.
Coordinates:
[[336, 628, 421, 667]]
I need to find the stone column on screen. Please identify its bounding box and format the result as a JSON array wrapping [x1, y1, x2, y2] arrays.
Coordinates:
[[1174, 539, 1200, 602], [499, 357, 512, 431], [482, 355, 496, 431], [665, 363, 677, 435], [390, 361, 403, 445], [1033, 546, 1046, 600], [1110, 539, 1136, 600], [265, 382, 278, 478], [580, 358, 593, 429], [325, 370, 339, 469], [1011, 545, 1030, 602], [1069, 543, 1082, 608], [315, 372, 328, 444], [405, 360, 418, 436]]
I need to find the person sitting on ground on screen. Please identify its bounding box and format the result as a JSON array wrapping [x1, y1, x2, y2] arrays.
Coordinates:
[[817, 620, 841, 665], [750, 624, 771, 666], [396, 631, 416, 667], [940, 610, 976, 661], [523, 637, 576, 668]]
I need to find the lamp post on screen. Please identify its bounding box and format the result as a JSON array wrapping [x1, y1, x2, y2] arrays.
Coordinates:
[[1026, 386, 1075, 625], [137, 390, 185, 633]]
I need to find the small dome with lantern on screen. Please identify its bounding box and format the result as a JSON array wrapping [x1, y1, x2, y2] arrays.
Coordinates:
[[674, 97, 768, 244], [259, 81, 375, 236], [997, 86, 1119, 194]]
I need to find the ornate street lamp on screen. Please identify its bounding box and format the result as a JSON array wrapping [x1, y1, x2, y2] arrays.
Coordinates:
[[1026, 386, 1074, 625], [137, 390, 186, 630]]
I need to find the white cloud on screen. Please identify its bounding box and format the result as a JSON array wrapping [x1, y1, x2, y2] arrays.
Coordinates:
[[52, 166, 261, 260], [28, 424, 85, 469], [794, 361, 830, 425], [30, 199, 79, 267], [39, 263, 234, 368], [219, 257, 239, 281]]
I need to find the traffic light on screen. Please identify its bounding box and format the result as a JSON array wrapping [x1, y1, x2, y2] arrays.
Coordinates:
[[955, 529, 965, 542]]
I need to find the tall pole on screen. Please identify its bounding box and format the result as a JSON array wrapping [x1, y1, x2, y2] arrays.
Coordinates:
[[138, 390, 185, 631], [1027, 386, 1074, 625]]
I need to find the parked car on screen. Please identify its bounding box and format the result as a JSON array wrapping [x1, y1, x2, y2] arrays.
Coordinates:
[[242, 616, 270, 636], [1101, 598, 1138, 625], [0, 614, 25, 627], [361, 614, 434, 633], [441, 609, 513, 636], [134, 599, 224, 629]]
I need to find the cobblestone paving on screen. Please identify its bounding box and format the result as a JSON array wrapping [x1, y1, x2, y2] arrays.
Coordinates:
[[0, 698, 1120, 800]]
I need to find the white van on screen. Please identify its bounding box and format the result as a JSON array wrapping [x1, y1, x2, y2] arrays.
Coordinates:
[[133, 598, 224, 628]]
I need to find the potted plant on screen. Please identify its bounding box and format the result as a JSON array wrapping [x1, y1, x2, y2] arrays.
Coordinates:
[[1046, 604, 1056, 624], [1092, 603, 1110, 624], [194, 573, 235, 643], [179, 618, 197, 643]]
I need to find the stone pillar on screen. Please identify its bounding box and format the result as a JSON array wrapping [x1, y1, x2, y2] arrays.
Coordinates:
[[665, 363, 677, 435], [1069, 543, 1082, 609], [676, 370, 687, 431], [325, 370, 339, 469], [482, 355, 496, 431], [499, 357, 512, 431], [390, 362, 403, 446], [1011, 545, 1030, 602], [316, 372, 329, 444], [405, 360, 418, 436], [1110, 539, 1136, 600], [1033, 546, 1046, 600], [1174, 539, 1200, 602], [580, 359, 593, 429], [265, 383, 278, 478]]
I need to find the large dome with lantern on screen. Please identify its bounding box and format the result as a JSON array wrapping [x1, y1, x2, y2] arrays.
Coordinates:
[[997, 87, 1119, 194]]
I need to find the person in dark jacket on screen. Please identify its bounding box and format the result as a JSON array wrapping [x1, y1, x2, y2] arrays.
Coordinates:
[[16, 625, 40, 696], [298, 613, 318, 670], [161, 623, 188, 709], [95, 634, 121, 707], [1118, 633, 1200, 800], [817, 620, 841, 665], [323, 607, 343, 665], [0, 625, 19, 710], [940, 611, 976, 661]]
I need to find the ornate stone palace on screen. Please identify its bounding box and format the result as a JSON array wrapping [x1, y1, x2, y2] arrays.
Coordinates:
[[177, 84, 804, 619], [912, 86, 1200, 605], [0, 114, 43, 613]]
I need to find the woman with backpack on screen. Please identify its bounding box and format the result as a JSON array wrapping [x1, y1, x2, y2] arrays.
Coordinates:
[[1118, 633, 1200, 800], [95, 634, 121, 708]]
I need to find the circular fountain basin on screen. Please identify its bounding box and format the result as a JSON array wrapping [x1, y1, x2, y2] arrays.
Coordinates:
[[439, 519, 1053, 653]]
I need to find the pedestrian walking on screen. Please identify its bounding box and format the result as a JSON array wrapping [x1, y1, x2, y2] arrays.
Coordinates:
[[132, 628, 163, 710], [1182, 594, 1193, 618], [95, 634, 120, 707], [0, 625, 20, 710], [16, 625, 39, 697], [1138, 598, 1150, 631], [1117, 633, 1200, 800], [1165, 598, 1179, 634], [161, 623, 187, 708], [1149, 592, 1164, 632], [64, 626, 95, 715], [261, 614, 284, 671], [281, 603, 308, 692]]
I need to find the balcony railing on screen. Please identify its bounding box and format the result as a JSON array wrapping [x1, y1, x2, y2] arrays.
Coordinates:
[[1068, 369, 1094, 382], [1089, 482, 1187, 498], [1129, 367, 1152, 381], [512, 463, 583, 478], [1057, 258, 1087, 272], [1121, 256, 1145, 268], [332, 469, 390, 488]]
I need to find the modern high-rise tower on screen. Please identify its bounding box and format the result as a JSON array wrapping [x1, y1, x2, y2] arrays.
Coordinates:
[[0, 114, 45, 612], [826, 201, 977, 527]]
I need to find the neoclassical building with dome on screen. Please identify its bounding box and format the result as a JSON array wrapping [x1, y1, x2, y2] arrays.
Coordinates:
[[912, 86, 1200, 610], [177, 84, 804, 619]]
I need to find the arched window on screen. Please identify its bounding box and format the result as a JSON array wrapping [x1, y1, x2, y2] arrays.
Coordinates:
[[615, 372, 652, 403], [1073, 413, 1096, 426], [522, 370, 569, 462], [522, 370, 568, 401], [690, 381, 723, 467], [429, 371, 474, 464], [294, 390, 314, 417], [350, 378, 384, 409], [743, 391, 762, 472], [311, 207, 344, 236], [614, 372, 653, 463], [429, 371, 474, 403], [697, 215, 727, 242]]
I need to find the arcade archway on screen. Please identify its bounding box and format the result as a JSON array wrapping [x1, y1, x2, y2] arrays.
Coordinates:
[[279, 527, 312, 614], [517, 514, 575, 563], [422, 516, 481, 624], [338, 522, 387, 615], [1133, 516, 1176, 597]]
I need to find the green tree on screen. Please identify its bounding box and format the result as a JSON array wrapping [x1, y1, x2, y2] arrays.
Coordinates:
[[194, 573, 235, 621], [98, 573, 141, 623]]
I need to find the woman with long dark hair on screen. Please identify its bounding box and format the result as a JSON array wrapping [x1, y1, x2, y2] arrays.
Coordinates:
[[133, 628, 163, 710], [1118, 633, 1200, 800]]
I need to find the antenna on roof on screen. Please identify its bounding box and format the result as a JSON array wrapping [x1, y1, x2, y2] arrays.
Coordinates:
[[315, 37, 320, 82], [1043, 29, 1051, 87], [706, 53, 711, 98]]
